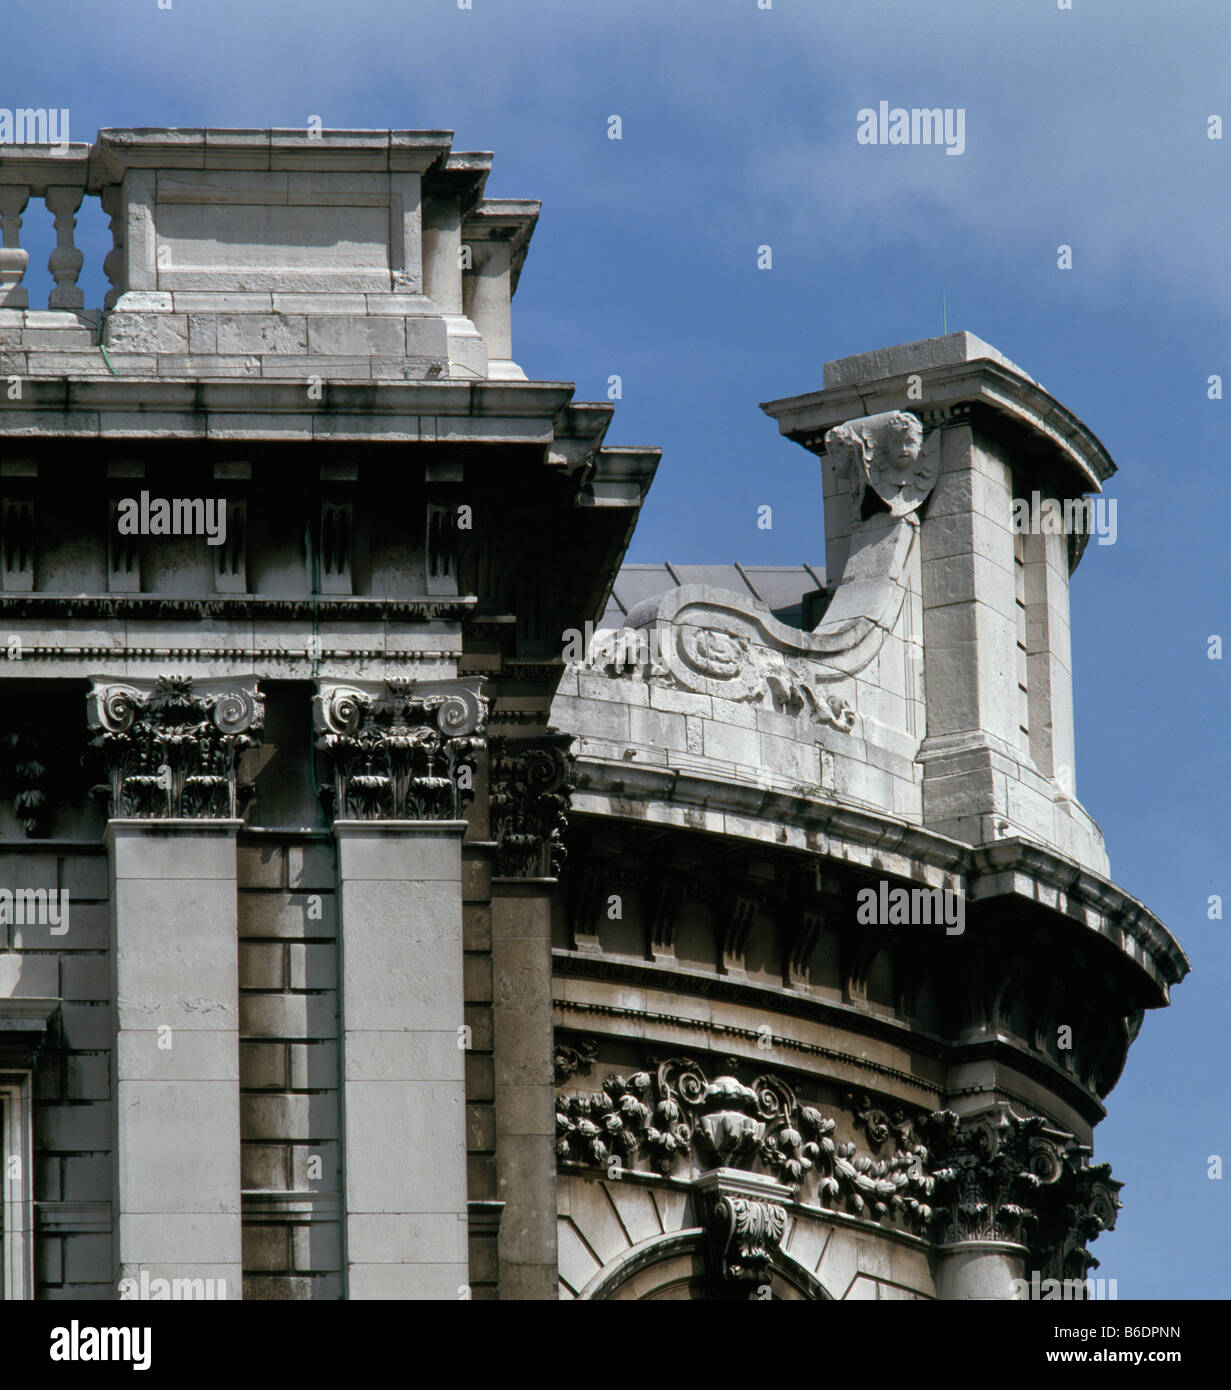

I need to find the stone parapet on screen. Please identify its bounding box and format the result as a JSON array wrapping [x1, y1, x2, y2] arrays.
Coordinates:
[[0, 129, 539, 382]]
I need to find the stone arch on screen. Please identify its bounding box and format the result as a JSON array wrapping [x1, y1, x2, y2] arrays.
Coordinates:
[[577, 1228, 833, 1301]]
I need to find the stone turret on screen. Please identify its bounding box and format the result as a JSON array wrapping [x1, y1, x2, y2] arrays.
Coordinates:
[[763, 331, 1107, 872], [550, 332, 1185, 1301]]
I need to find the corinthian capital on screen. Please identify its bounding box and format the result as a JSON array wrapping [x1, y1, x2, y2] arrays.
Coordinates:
[[921, 1104, 1120, 1276], [86, 676, 264, 819], [489, 733, 575, 878], [313, 678, 487, 822]]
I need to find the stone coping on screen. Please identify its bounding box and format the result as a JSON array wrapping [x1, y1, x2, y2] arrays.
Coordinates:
[[0, 129, 490, 186], [0, 375, 580, 419]]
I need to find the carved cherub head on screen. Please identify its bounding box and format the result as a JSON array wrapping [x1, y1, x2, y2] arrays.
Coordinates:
[[825, 410, 938, 522]]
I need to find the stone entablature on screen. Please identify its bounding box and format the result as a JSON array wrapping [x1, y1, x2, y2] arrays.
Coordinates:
[[559, 776, 1181, 1009]]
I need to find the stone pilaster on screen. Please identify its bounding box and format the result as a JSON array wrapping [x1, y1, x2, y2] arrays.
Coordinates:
[[489, 735, 573, 1298], [915, 418, 1025, 845], [314, 678, 486, 1298], [88, 676, 263, 1301]]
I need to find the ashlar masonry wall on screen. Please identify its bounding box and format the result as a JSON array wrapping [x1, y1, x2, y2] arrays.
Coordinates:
[[0, 842, 113, 1299], [236, 834, 341, 1301]]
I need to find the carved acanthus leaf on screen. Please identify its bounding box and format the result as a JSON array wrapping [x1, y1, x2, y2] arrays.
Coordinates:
[[920, 1104, 1121, 1276], [313, 679, 486, 822], [87, 676, 263, 819], [553, 1036, 598, 1085], [489, 734, 575, 878], [711, 1194, 787, 1286]]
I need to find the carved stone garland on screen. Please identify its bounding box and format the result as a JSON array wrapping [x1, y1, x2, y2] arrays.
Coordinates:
[[313, 679, 487, 821], [0, 722, 49, 836], [489, 734, 575, 877], [553, 1037, 598, 1084], [87, 676, 263, 819], [554, 1057, 937, 1232], [555, 1052, 1120, 1283]]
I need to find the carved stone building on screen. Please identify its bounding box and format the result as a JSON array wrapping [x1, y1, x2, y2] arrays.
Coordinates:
[[0, 128, 1185, 1301]]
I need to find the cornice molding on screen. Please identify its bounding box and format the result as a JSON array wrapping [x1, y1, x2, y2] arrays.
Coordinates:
[[552, 963, 1108, 1125], [0, 594, 475, 621], [571, 762, 1186, 1003], [762, 357, 1114, 492]]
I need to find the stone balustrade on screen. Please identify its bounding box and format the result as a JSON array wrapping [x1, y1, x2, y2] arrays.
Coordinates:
[[0, 145, 95, 316], [0, 129, 537, 381]]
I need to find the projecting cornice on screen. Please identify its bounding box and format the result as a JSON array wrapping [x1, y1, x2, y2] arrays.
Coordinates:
[[572, 757, 1187, 1007], [762, 334, 1115, 494], [969, 839, 1190, 1003], [0, 130, 481, 190], [461, 200, 541, 293], [552, 955, 1113, 1126], [0, 378, 582, 434], [89, 127, 460, 181], [0, 594, 476, 620]]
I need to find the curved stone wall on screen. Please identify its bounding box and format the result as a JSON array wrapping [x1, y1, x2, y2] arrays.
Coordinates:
[[547, 334, 1187, 1300]]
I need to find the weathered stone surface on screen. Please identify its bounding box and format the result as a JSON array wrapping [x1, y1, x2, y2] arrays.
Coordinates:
[[0, 127, 1179, 1307]]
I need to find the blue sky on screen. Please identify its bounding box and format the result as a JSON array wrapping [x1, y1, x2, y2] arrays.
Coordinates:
[[2, 0, 1227, 1297]]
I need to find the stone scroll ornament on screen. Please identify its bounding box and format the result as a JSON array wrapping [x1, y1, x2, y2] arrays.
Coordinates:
[[919, 1105, 1122, 1280], [313, 679, 487, 821], [581, 410, 939, 734], [87, 676, 264, 819], [709, 1192, 788, 1288]]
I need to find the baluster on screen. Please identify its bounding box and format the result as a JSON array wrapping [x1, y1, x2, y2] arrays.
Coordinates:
[[45, 185, 85, 310], [0, 186, 30, 309], [101, 185, 125, 311]]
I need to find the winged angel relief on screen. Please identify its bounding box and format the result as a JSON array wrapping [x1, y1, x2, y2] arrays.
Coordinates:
[[582, 411, 939, 733]]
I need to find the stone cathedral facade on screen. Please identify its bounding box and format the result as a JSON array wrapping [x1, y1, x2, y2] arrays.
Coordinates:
[[0, 128, 1185, 1301]]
